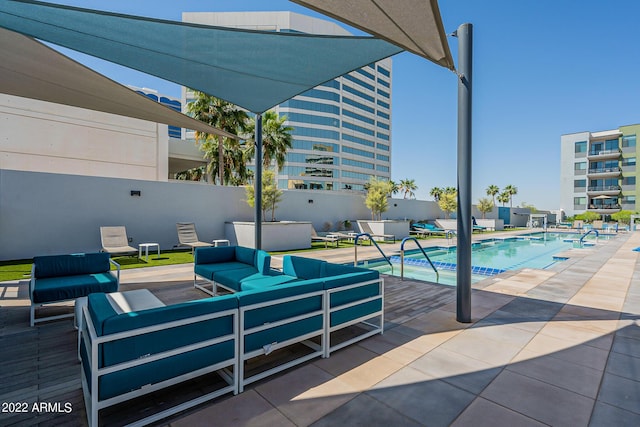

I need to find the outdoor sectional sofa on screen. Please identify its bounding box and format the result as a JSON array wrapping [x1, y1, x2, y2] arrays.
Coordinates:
[[29, 252, 119, 326], [80, 247, 383, 426]]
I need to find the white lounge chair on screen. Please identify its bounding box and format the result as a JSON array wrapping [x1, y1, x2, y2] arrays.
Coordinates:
[[100, 226, 137, 255], [357, 221, 395, 243], [176, 222, 213, 254], [311, 226, 340, 248]]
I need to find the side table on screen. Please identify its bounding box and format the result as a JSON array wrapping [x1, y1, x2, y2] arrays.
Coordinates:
[[139, 242, 160, 261]]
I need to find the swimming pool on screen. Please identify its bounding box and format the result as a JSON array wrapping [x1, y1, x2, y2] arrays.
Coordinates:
[[365, 232, 614, 286]]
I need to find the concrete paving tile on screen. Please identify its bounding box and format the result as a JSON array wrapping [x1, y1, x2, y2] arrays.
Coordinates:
[[368, 366, 475, 427], [481, 370, 594, 426], [615, 322, 640, 340], [318, 352, 404, 391], [611, 335, 640, 357], [497, 297, 562, 321], [506, 351, 604, 398], [451, 397, 546, 427], [468, 322, 537, 348], [310, 393, 421, 427], [409, 347, 502, 394], [605, 352, 640, 382], [254, 364, 358, 426], [355, 331, 424, 366], [171, 390, 295, 427], [314, 344, 378, 376], [538, 322, 614, 350], [478, 310, 546, 333], [589, 401, 640, 427], [597, 373, 640, 415], [439, 330, 524, 366]]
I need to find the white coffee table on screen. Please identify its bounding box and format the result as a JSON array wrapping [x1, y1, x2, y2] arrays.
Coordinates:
[[138, 242, 160, 261], [212, 239, 230, 247]]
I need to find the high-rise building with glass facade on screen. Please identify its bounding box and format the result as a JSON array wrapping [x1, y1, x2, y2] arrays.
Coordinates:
[[560, 124, 638, 217], [182, 11, 392, 192]]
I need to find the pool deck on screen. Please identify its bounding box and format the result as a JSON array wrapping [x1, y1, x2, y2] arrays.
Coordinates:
[[1, 230, 639, 426]]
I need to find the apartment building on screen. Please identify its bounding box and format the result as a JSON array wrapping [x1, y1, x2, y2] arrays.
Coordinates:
[[560, 124, 639, 217], [182, 11, 392, 192]]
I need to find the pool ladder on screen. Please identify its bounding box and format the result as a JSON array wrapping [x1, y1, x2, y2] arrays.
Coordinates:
[[353, 233, 393, 274], [579, 229, 599, 245], [400, 237, 439, 282]]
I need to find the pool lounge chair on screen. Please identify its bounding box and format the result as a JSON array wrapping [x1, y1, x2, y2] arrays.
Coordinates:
[[411, 223, 445, 237], [357, 221, 395, 243], [100, 226, 136, 255], [176, 222, 213, 254], [472, 216, 487, 232], [311, 226, 340, 248]]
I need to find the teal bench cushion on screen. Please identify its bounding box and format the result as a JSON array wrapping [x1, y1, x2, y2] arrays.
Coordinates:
[[33, 252, 111, 278], [214, 267, 259, 292], [282, 255, 326, 279], [32, 273, 118, 303], [240, 275, 298, 291], [237, 280, 324, 353], [194, 262, 249, 280]]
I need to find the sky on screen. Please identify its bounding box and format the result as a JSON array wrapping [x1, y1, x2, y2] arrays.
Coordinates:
[[38, 0, 640, 210]]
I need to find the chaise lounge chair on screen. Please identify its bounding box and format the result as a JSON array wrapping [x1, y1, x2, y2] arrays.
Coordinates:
[[357, 221, 395, 243], [100, 226, 136, 255], [310, 226, 340, 248], [411, 222, 445, 237], [471, 216, 487, 232], [177, 222, 213, 254]]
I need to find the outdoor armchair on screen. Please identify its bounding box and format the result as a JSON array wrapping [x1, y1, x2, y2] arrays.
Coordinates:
[[176, 222, 213, 254], [99, 226, 136, 255]]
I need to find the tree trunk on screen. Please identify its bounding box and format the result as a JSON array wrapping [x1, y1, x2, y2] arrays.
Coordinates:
[[218, 137, 224, 185]]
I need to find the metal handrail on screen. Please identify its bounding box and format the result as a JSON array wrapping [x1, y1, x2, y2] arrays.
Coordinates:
[[399, 237, 439, 282], [354, 233, 393, 274], [579, 229, 599, 245]]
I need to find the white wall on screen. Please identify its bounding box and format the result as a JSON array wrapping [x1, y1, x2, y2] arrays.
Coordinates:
[[560, 131, 589, 217], [0, 94, 168, 181], [0, 169, 444, 260]]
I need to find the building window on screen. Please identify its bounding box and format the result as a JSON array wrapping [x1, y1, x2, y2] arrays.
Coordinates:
[[343, 97, 374, 114], [574, 162, 587, 171], [622, 195, 636, 205], [622, 176, 636, 186], [343, 158, 374, 169], [377, 66, 391, 77], [342, 146, 374, 158], [377, 143, 389, 151], [343, 121, 375, 136], [574, 141, 587, 153], [342, 133, 374, 147], [622, 135, 636, 147], [342, 109, 375, 125], [574, 179, 586, 189], [622, 157, 636, 167], [376, 153, 389, 161], [376, 165, 390, 172], [574, 197, 586, 205]]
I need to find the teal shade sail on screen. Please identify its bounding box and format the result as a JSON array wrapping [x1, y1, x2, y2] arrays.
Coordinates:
[[0, 0, 403, 113]]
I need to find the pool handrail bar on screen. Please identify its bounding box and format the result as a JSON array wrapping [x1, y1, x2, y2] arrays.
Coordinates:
[[579, 229, 599, 245], [400, 237, 439, 282], [354, 232, 393, 274]]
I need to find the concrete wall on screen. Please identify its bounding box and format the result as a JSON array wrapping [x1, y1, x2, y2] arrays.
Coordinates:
[[0, 94, 169, 181], [560, 131, 589, 217], [0, 169, 445, 260]]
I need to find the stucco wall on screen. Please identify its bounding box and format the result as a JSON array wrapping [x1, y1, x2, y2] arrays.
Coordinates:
[[0, 94, 168, 181], [0, 169, 445, 260]]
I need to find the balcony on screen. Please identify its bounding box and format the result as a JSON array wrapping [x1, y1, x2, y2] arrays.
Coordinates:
[[587, 166, 622, 178], [586, 185, 621, 196], [587, 148, 621, 160], [587, 204, 621, 214]]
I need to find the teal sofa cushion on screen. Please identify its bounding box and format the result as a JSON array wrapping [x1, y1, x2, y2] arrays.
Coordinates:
[[234, 246, 256, 266], [254, 250, 270, 274], [194, 246, 235, 265], [32, 273, 118, 303], [330, 299, 382, 327], [237, 280, 324, 353], [282, 255, 326, 279], [33, 252, 111, 278], [240, 275, 298, 291], [194, 262, 249, 280], [214, 267, 259, 292]]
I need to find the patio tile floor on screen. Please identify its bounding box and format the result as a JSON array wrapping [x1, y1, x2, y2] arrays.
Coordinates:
[[0, 230, 638, 426]]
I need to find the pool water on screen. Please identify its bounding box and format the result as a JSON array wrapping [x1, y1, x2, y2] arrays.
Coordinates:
[[366, 232, 613, 286]]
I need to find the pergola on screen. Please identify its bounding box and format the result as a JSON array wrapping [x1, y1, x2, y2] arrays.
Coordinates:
[[0, 0, 473, 322]]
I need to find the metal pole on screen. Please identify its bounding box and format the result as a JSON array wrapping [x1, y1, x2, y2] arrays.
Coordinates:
[[455, 23, 472, 323], [255, 113, 263, 250]]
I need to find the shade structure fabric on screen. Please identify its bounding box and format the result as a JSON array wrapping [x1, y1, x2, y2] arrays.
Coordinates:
[[290, 0, 455, 70], [0, 0, 403, 114], [0, 28, 237, 140]]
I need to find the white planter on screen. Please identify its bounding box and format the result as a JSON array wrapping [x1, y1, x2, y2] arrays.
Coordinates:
[[359, 220, 410, 240], [225, 221, 311, 251]]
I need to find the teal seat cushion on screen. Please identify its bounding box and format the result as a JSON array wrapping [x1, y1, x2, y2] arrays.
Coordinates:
[[240, 275, 298, 291], [214, 267, 259, 292], [282, 255, 326, 279], [194, 262, 249, 280], [33, 252, 111, 278], [32, 273, 118, 303], [330, 299, 382, 327]]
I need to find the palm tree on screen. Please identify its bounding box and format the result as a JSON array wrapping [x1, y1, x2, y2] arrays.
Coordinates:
[[444, 186, 457, 195], [486, 184, 500, 206], [399, 178, 418, 199], [430, 187, 443, 202], [186, 91, 250, 185], [497, 191, 511, 207], [504, 184, 518, 208], [245, 110, 294, 171], [477, 197, 494, 219], [387, 180, 400, 197]]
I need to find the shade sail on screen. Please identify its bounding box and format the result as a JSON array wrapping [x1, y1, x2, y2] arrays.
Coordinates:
[[0, 0, 403, 113], [0, 28, 237, 139], [291, 0, 455, 70]]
